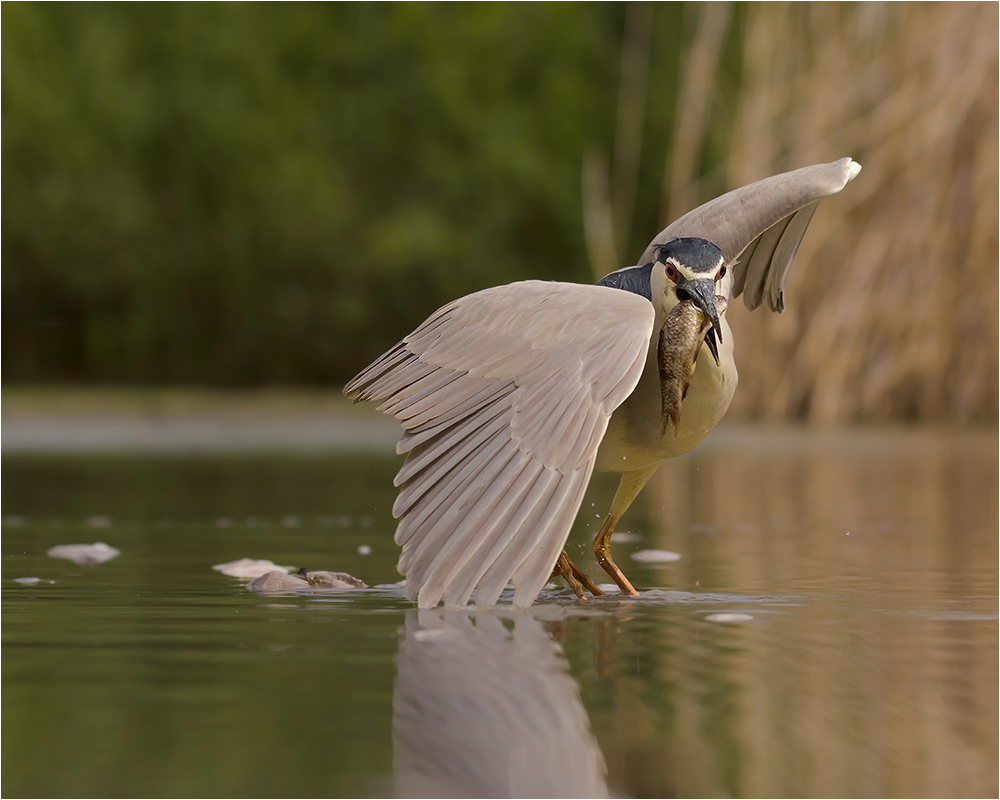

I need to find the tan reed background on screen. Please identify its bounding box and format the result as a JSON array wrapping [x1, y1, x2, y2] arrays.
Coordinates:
[[592, 2, 999, 425]]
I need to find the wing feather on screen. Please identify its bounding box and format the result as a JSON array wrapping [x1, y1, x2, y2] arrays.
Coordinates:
[[741, 212, 794, 311], [765, 203, 818, 313], [380, 370, 465, 419], [394, 391, 511, 486], [405, 443, 526, 588], [546, 393, 596, 468], [640, 157, 860, 312], [363, 360, 436, 402], [472, 469, 571, 608], [394, 406, 513, 525], [397, 438, 523, 579], [513, 378, 585, 457], [399, 380, 509, 446], [507, 466, 593, 608], [423, 455, 540, 605], [347, 343, 409, 394], [395, 415, 514, 538], [442, 464, 553, 607], [344, 280, 654, 608]]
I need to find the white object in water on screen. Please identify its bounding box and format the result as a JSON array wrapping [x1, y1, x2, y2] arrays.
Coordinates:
[[705, 613, 753, 623], [212, 558, 293, 578], [630, 549, 682, 563], [46, 542, 121, 565]]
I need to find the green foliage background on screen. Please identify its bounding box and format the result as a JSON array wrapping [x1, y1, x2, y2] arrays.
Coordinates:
[[4, 3, 702, 385], [7, 4, 995, 425]]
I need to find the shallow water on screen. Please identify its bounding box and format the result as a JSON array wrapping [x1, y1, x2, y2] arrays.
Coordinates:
[[3, 427, 997, 798]]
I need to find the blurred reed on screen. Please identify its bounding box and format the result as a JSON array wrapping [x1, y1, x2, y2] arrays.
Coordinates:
[[668, 2, 999, 424]]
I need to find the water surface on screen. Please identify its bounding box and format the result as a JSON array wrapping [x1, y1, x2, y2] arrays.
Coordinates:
[[3, 427, 997, 798]]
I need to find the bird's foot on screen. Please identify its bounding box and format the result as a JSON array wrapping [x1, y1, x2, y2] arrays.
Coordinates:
[[553, 551, 605, 600]]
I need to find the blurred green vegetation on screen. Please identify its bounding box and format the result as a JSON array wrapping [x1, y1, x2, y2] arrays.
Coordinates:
[[3, 3, 710, 385], [5, 4, 996, 424]]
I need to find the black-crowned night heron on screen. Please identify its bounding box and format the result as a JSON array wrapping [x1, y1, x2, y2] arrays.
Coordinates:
[[346, 157, 861, 608]]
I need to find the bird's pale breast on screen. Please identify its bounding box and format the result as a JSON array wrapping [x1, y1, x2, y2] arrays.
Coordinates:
[[595, 316, 737, 474]]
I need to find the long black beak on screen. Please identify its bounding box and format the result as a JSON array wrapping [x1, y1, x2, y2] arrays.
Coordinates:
[[678, 277, 721, 365]]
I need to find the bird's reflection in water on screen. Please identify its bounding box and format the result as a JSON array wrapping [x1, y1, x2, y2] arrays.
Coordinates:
[[393, 609, 609, 799]]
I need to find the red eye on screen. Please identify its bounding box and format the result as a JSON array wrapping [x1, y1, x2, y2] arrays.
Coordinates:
[[665, 263, 678, 281], [716, 265, 727, 281]]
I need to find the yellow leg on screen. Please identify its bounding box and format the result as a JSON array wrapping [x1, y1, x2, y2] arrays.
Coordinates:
[[591, 468, 658, 596], [552, 551, 605, 600], [592, 513, 638, 595]]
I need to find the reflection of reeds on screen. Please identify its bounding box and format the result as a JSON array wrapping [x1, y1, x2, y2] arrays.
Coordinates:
[[629, 430, 1000, 798], [608, 3, 998, 423], [576, 429, 998, 797]]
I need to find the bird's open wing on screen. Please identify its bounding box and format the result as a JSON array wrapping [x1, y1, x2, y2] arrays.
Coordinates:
[[344, 280, 654, 609], [640, 157, 862, 312]]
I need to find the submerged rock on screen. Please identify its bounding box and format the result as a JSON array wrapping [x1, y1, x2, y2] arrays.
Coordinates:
[[213, 558, 294, 578], [46, 542, 120, 565], [245, 571, 306, 592], [304, 570, 367, 589], [245, 569, 367, 593]]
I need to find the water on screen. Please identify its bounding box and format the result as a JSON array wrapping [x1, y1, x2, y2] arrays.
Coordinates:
[[3, 427, 997, 798]]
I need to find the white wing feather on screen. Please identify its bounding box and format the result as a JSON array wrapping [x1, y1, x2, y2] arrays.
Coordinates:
[[345, 280, 654, 608]]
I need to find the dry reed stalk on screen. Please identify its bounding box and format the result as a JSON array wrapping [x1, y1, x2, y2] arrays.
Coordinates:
[[670, 2, 998, 424]]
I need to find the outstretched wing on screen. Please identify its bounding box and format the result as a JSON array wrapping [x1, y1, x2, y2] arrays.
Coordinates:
[[641, 157, 862, 312], [344, 280, 654, 609]]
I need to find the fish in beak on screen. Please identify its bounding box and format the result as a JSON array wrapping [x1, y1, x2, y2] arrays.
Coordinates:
[[676, 277, 722, 365]]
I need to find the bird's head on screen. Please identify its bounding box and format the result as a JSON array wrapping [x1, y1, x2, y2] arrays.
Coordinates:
[[649, 237, 727, 364]]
